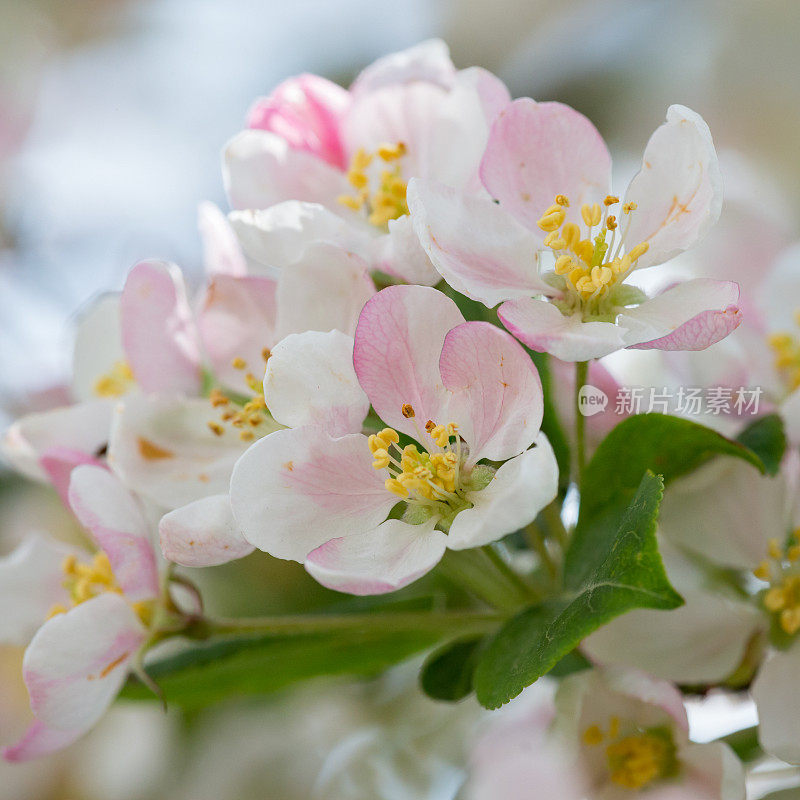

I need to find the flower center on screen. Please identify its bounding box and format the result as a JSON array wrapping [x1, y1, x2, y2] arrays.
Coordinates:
[[47, 552, 153, 626], [337, 142, 409, 227], [768, 317, 800, 392], [536, 195, 649, 319], [367, 405, 494, 529], [583, 718, 676, 791], [754, 533, 800, 635], [207, 352, 276, 443], [93, 360, 135, 398]]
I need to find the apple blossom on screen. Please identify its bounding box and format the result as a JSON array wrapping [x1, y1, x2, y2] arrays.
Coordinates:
[[228, 285, 558, 594], [1, 466, 161, 762], [409, 102, 741, 361], [224, 40, 511, 286]]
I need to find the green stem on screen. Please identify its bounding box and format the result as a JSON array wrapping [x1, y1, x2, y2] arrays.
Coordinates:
[[482, 544, 540, 599], [575, 360, 589, 486], [192, 609, 505, 639], [542, 499, 569, 551], [524, 522, 557, 580], [438, 547, 536, 612]]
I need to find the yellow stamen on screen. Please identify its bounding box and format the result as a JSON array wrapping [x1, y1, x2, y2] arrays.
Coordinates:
[[93, 361, 135, 398]]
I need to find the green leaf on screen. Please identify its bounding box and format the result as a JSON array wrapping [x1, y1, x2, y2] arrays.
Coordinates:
[[757, 791, 800, 800], [529, 351, 571, 490], [420, 636, 485, 701], [121, 629, 443, 710], [718, 725, 761, 763], [474, 472, 681, 708], [736, 413, 786, 476], [567, 413, 765, 585]]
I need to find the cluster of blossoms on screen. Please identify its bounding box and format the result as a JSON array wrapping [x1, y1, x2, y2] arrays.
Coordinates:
[[5, 38, 800, 799]]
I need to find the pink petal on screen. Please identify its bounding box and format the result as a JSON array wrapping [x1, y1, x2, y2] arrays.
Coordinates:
[[223, 130, 350, 211], [408, 178, 556, 306], [305, 520, 446, 595], [229, 427, 396, 562], [197, 201, 247, 277], [498, 297, 627, 361], [3, 719, 84, 762], [623, 105, 722, 270], [273, 243, 375, 342], [456, 66, 511, 128], [349, 39, 455, 96], [39, 446, 105, 508], [159, 494, 254, 567], [480, 99, 611, 232], [621, 279, 742, 350], [246, 73, 350, 169], [440, 321, 543, 463], [264, 331, 369, 436], [196, 274, 277, 394], [448, 438, 558, 550], [68, 465, 159, 602], [0, 534, 80, 646], [120, 260, 202, 395], [353, 285, 463, 442], [23, 593, 146, 732], [1, 400, 113, 484]]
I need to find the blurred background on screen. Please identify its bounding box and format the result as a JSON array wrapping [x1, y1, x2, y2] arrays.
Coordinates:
[[1, 0, 799, 797]]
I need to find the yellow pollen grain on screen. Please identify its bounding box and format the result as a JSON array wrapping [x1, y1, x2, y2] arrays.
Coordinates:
[[231, 357, 247, 370], [402, 403, 416, 418], [582, 725, 604, 746], [606, 734, 669, 790]]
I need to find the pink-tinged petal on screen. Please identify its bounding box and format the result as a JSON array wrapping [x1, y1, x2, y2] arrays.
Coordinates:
[[197, 201, 247, 277], [623, 105, 722, 269], [621, 279, 741, 350], [1, 400, 113, 483], [349, 39, 455, 95], [107, 395, 258, 511], [23, 593, 145, 732], [159, 494, 253, 567], [246, 73, 350, 169], [228, 201, 372, 275], [3, 719, 84, 762], [120, 260, 202, 395], [229, 427, 395, 561], [372, 214, 441, 286], [353, 285, 463, 442], [305, 519, 446, 595], [273, 243, 375, 341], [677, 742, 745, 800], [752, 646, 800, 764], [0, 534, 80, 646], [196, 274, 277, 394], [448, 437, 558, 550], [583, 590, 764, 684], [71, 293, 126, 402], [408, 179, 556, 306], [480, 99, 611, 232], [39, 446, 105, 508], [660, 458, 789, 570], [68, 465, 158, 602], [499, 298, 627, 361], [440, 321, 543, 463], [455, 66, 511, 128], [264, 331, 369, 436], [223, 130, 350, 211]]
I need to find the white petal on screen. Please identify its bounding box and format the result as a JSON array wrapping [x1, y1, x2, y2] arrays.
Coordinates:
[[350, 39, 455, 95], [752, 646, 800, 764], [223, 131, 350, 211], [305, 519, 447, 595], [264, 331, 369, 436], [0, 534, 80, 646], [373, 213, 441, 286], [107, 395, 257, 510], [23, 593, 145, 732], [3, 719, 85, 762], [448, 437, 558, 550], [499, 298, 627, 361], [197, 201, 247, 277], [229, 427, 396, 562], [678, 742, 745, 800], [159, 494, 253, 567], [583, 590, 764, 684]]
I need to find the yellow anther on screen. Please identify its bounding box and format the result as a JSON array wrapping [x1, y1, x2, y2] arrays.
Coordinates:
[[377, 428, 400, 447], [93, 361, 135, 398], [377, 142, 406, 161], [543, 232, 567, 250], [385, 477, 409, 498], [568, 266, 588, 288], [554, 255, 574, 275], [604, 195, 619, 206], [581, 203, 602, 227], [262, 347, 272, 363], [561, 222, 581, 249], [574, 239, 594, 264], [608, 716, 621, 740], [782, 606, 800, 635], [537, 209, 565, 232], [754, 561, 771, 581], [346, 168, 369, 189], [62, 554, 78, 576], [239, 430, 255, 442], [208, 421, 225, 436], [583, 725, 604, 746], [606, 734, 671, 790], [606, 215, 618, 231], [231, 357, 247, 370], [371, 449, 390, 469], [628, 242, 650, 261], [555, 194, 570, 207], [46, 604, 68, 620], [339, 143, 408, 226], [209, 389, 229, 407], [352, 148, 372, 171], [789, 545, 800, 562], [768, 538, 783, 559], [402, 404, 416, 418], [764, 587, 786, 612], [623, 201, 638, 213], [337, 194, 364, 211]]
